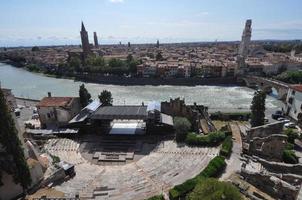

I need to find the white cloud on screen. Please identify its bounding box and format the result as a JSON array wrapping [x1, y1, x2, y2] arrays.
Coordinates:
[[109, 0, 124, 3]]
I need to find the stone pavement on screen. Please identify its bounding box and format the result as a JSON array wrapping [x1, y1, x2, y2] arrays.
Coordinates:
[[44, 138, 219, 200], [220, 123, 243, 181]]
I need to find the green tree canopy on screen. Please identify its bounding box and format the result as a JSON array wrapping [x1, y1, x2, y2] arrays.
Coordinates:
[[283, 150, 298, 164], [99, 90, 113, 106], [174, 117, 191, 142], [126, 54, 133, 63], [275, 71, 302, 84], [31, 46, 40, 51], [69, 57, 81, 72], [250, 90, 266, 127], [187, 178, 243, 200], [108, 58, 125, 68], [0, 89, 31, 189], [285, 128, 299, 144], [156, 52, 163, 61], [86, 55, 106, 67], [79, 84, 92, 108]]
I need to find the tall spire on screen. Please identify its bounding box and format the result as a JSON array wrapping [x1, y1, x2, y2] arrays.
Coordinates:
[[94, 32, 99, 48], [80, 21, 91, 56], [238, 19, 252, 58], [81, 21, 86, 32]]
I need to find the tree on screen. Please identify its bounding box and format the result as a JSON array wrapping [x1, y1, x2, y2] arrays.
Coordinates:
[[174, 117, 191, 142], [156, 52, 163, 61], [0, 89, 31, 190], [250, 90, 266, 127], [69, 57, 81, 72], [285, 128, 299, 144], [31, 46, 40, 51], [126, 54, 133, 63], [86, 55, 106, 67], [99, 90, 113, 106], [108, 58, 124, 68], [277, 65, 287, 74], [187, 178, 243, 200], [79, 84, 91, 108]]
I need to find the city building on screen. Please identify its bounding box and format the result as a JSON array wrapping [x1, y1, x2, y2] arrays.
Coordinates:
[[283, 85, 302, 125]]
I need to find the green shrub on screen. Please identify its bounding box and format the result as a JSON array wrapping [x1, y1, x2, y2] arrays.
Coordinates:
[[285, 128, 299, 144], [169, 156, 226, 200], [220, 136, 233, 157], [50, 154, 61, 165], [285, 143, 294, 150], [26, 64, 41, 72], [283, 150, 298, 164], [200, 156, 226, 178], [187, 178, 243, 200], [185, 131, 226, 146], [174, 117, 191, 142]]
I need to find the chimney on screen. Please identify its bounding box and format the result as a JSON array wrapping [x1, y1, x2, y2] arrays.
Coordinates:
[[47, 92, 51, 97]]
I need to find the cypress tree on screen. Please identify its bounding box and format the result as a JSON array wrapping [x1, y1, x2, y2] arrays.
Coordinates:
[[79, 84, 91, 108], [0, 89, 31, 190], [250, 90, 266, 127]]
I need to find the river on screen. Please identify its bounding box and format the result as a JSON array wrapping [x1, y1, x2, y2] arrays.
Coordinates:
[[0, 62, 283, 112]]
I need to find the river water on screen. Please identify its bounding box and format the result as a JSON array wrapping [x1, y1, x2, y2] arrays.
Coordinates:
[[0, 62, 283, 112]]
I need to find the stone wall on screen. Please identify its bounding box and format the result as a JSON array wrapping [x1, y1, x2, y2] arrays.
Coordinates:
[[161, 98, 216, 133], [41, 168, 66, 187], [249, 134, 287, 161], [246, 121, 285, 142], [256, 156, 302, 176], [241, 169, 299, 200]]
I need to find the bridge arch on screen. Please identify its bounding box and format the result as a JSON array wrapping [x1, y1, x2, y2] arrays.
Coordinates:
[[240, 76, 289, 101]]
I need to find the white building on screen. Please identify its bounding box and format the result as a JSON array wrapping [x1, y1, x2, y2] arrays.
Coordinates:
[[37, 94, 81, 128], [142, 64, 157, 77], [283, 85, 302, 124]]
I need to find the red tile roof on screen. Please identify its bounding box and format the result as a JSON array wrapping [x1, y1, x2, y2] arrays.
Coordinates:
[[290, 85, 302, 93], [37, 97, 75, 107]]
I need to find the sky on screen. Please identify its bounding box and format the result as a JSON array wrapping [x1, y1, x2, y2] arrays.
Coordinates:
[[0, 0, 302, 47]]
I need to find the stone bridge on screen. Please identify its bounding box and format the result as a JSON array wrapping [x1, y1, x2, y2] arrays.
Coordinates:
[[240, 76, 289, 101]]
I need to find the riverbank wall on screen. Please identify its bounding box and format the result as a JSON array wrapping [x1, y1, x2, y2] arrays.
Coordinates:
[[1, 61, 240, 86], [74, 74, 239, 86]]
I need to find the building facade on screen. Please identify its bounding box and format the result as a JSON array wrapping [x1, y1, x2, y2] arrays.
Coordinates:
[[283, 85, 302, 125], [37, 94, 81, 128]]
